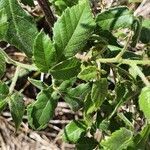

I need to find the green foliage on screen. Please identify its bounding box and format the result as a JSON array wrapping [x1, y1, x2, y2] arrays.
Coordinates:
[[0, 0, 38, 57], [50, 57, 81, 80], [64, 83, 91, 111], [62, 120, 87, 143], [139, 86, 150, 121], [91, 78, 108, 110], [0, 9, 8, 40], [9, 92, 25, 130], [0, 0, 150, 149], [33, 31, 57, 72], [76, 137, 98, 150], [78, 66, 98, 81], [27, 87, 58, 130], [53, 1, 95, 60], [0, 51, 6, 79], [101, 128, 133, 150], [96, 6, 133, 31]]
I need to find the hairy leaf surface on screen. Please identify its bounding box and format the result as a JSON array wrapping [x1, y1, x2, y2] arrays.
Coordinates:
[[62, 120, 87, 143], [33, 31, 57, 72], [50, 58, 81, 80], [101, 128, 133, 150], [96, 7, 133, 31], [139, 86, 150, 121], [53, 1, 95, 59], [9, 92, 25, 130], [0, 0, 38, 57], [0, 51, 6, 79], [27, 87, 58, 130]]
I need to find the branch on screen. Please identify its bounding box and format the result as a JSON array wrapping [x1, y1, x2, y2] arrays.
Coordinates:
[[0, 49, 37, 71], [37, 0, 56, 28]]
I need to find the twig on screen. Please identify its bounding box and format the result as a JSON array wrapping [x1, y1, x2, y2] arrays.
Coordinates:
[[0, 49, 37, 71], [9, 66, 20, 94], [131, 64, 150, 86], [37, 0, 56, 28], [115, 31, 132, 61]]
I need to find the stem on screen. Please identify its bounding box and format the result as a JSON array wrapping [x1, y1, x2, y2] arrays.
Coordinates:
[[115, 31, 132, 61], [97, 58, 150, 65], [121, 59, 150, 65], [1, 50, 37, 71], [131, 64, 150, 86], [9, 66, 20, 94], [37, 0, 56, 28], [40, 73, 44, 82]]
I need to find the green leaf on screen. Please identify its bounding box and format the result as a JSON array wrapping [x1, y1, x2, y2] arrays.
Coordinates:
[[132, 124, 150, 149], [0, 0, 38, 57], [131, 17, 142, 47], [0, 100, 7, 113], [0, 51, 6, 79], [58, 79, 76, 92], [0, 82, 9, 113], [50, 57, 81, 80], [84, 79, 108, 116], [91, 78, 108, 109], [0, 82, 9, 99], [53, 1, 95, 59], [76, 137, 98, 150], [62, 120, 87, 143], [27, 87, 58, 130], [65, 83, 91, 111], [96, 6, 133, 31], [28, 77, 48, 90], [84, 93, 96, 115], [101, 128, 133, 150], [139, 86, 150, 121], [78, 66, 99, 81], [0, 9, 8, 39], [33, 31, 57, 72], [9, 92, 25, 130], [140, 19, 150, 44]]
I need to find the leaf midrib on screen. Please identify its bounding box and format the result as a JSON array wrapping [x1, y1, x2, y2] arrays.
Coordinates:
[[8, 0, 26, 47], [63, 5, 86, 53]]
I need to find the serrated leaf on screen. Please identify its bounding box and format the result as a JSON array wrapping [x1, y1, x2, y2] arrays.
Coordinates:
[[0, 82, 9, 113], [96, 6, 133, 31], [27, 87, 58, 130], [0, 9, 8, 39], [62, 120, 87, 143], [76, 137, 98, 150], [0, 82, 9, 99], [101, 128, 133, 150], [132, 124, 150, 149], [140, 19, 150, 44], [58, 79, 76, 92], [139, 86, 150, 121], [65, 83, 91, 111], [84, 93, 96, 115], [50, 57, 81, 80], [0, 0, 38, 57], [91, 78, 108, 109], [78, 66, 98, 81], [33, 31, 57, 72], [53, 1, 95, 59], [0, 100, 7, 113], [28, 77, 48, 90], [0, 51, 6, 79], [9, 92, 25, 130]]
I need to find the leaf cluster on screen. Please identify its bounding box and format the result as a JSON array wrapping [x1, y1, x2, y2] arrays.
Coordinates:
[[0, 0, 150, 149]]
